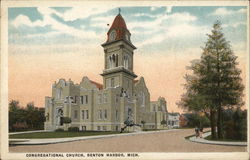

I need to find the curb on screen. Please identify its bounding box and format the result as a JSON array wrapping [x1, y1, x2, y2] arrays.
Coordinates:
[[186, 132, 247, 146]]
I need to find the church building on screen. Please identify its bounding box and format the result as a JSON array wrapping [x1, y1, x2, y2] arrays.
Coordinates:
[[44, 11, 168, 131]]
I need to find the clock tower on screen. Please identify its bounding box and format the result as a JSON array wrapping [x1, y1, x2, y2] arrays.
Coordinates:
[[101, 11, 137, 97]]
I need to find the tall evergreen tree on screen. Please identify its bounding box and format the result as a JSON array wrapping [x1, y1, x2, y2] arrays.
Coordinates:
[[203, 21, 244, 139], [178, 21, 244, 139]]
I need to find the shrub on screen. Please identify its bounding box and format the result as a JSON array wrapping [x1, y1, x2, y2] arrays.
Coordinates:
[[62, 117, 71, 124], [185, 113, 210, 128], [223, 108, 247, 141], [124, 119, 134, 127], [161, 120, 167, 125], [55, 128, 64, 132], [224, 120, 237, 139], [68, 127, 79, 132]]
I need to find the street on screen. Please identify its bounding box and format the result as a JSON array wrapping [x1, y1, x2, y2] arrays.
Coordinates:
[[9, 129, 246, 152]]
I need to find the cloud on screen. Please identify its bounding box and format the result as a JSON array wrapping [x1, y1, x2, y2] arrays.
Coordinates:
[[129, 11, 201, 47], [150, 7, 158, 11], [136, 23, 209, 47], [167, 12, 197, 22], [55, 6, 114, 21], [238, 8, 247, 13], [90, 15, 114, 28], [150, 6, 172, 13], [9, 6, 246, 55], [9, 43, 102, 55], [222, 21, 246, 28], [129, 12, 197, 32], [167, 23, 208, 38], [211, 8, 247, 16], [9, 6, 198, 47], [231, 42, 247, 53], [11, 14, 48, 28], [166, 6, 172, 13], [10, 7, 101, 42], [133, 13, 156, 18]]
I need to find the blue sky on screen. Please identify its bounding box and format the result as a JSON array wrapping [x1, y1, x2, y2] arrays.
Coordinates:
[[8, 6, 247, 56]]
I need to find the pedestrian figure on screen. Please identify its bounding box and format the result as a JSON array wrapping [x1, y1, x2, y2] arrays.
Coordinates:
[[195, 126, 199, 138], [199, 127, 203, 138]]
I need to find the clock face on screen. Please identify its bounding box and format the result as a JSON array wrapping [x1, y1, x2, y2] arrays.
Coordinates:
[[109, 30, 116, 41]]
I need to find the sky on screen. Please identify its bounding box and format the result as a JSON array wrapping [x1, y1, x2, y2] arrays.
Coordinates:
[[8, 6, 247, 113]]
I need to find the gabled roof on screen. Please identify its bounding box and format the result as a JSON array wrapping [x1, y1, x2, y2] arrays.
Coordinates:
[[90, 80, 103, 90]]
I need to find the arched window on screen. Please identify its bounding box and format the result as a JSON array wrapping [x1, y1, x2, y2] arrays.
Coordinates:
[[124, 55, 129, 69], [115, 54, 118, 67], [141, 91, 145, 107], [108, 56, 112, 68], [112, 54, 115, 68], [128, 108, 132, 116], [108, 54, 118, 69], [57, 88, 62, 99], [111, 78, 114, 87], [153, 105, 156, 111]]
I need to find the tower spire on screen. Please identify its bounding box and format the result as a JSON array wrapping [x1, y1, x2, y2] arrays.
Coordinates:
[[118, 8, 121, 14]]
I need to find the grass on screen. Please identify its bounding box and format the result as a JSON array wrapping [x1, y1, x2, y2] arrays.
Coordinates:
[[9, 131, 122, 139], [143, 129, 167, 131], [9, 128, 44, 133], [204, 135, 247, 142]]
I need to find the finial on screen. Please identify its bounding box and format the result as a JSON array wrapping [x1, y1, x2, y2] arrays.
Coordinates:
[[118, 8, 121, 14]]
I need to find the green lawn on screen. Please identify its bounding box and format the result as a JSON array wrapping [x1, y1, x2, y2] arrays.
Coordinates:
[[9, 131, 122, 139], [143, 129, 166, 131]]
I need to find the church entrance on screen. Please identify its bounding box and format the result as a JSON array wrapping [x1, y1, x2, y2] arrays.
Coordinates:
[[125, 106, 134, 124], [54, 107, 63, 128]]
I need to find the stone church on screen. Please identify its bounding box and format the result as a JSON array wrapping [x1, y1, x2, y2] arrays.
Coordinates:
[[44, 12, 168, 131]]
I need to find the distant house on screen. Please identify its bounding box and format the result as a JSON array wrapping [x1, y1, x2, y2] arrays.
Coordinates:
[[168, 113, 180, 128], [12, 122, 28, 131]]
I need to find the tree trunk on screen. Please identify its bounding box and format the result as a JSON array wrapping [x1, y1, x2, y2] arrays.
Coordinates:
[[210, 109, 216, 139], [215, 44, 223, 139], [217, 106, 223, 139]]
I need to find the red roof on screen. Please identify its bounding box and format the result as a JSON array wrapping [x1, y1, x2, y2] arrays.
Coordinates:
[[107, 13, 129, 42], [133, 80, 139, 83], [109, 14, 127, 31], [90, 80, 103, 90]]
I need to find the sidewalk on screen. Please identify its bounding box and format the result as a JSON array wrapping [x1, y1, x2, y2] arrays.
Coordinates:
[[188, 132, 247, 146], [9, 129, 177, 146], [9, 130, 53, 135]]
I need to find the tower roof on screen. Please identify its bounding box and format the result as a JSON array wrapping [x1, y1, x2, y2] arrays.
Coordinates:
[[106, 13, 130, 43], [108, 13, 127, 32], [102, 10, 136, 49]]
